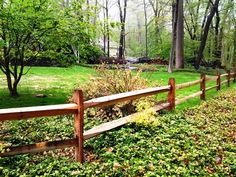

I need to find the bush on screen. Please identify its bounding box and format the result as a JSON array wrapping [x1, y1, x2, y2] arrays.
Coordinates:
[[23, 50, 77, 67], [75, 65, 160, 120], [21, 45, 103, 67], [131, 99, 160, 126], [80, 45, 103, 64]]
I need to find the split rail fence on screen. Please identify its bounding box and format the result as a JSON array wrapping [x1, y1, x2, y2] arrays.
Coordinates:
[[0, 71, 236, 163]]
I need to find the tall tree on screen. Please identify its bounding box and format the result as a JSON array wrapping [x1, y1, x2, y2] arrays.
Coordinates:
[[143, 0, 148, 57], [168, 1, 177, 73], [105, 0, 110, 58], [175, 0, 184, 68], [118, 0, 128, 59], [195, 0, 220, 69], [100, 0, 110, 57]]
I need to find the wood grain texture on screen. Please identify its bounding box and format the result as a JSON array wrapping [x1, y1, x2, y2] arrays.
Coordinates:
[[167, 78, 175, 110], [221, 73, 228, 77], [175, 91, 202, 105], [0, 139, 76, 157], [205, 76, 217, 82], [200, 74, 206, 100], [217, 73, 221, 91], [206, 85, 218, 92], [221, 80, 228, 85], [84, 102, 170, 140], [84, 86, 170, 109], [72, 90, 84, 163], [176, 79, 202, 90], [0, 104, 78, 121]]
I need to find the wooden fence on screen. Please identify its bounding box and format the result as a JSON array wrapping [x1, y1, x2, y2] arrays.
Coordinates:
[[0, 71, 236, 163]]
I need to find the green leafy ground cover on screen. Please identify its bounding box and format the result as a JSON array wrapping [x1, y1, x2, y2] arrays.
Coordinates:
[[0, 88, 236, 176]]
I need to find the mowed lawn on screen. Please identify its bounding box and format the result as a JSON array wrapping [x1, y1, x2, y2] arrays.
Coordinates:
[[0, 66, 95, 108], [0, 65, 234, 109]]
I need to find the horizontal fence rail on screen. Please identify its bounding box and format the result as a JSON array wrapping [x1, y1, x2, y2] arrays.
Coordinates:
[[0, 104, 78, 121], [0, 70, 236, 163], [176, 79, 202, 90], [206, 76, 218, 82], [175, 91, 203, 105], [1, 139, 77, 157], [84, 86, 171, 109]]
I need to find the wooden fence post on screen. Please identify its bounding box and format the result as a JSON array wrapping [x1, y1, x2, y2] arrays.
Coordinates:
[[72, 90, 84, 163], [227, 70, 230, 87], [200, 73, 206, 100], [216, 72, 221, 91], [168, 78, 175, 110], [234, 72, 236, 83]]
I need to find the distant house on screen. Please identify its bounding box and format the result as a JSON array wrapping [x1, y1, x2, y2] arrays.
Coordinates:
[[100, 39, 119, 58]]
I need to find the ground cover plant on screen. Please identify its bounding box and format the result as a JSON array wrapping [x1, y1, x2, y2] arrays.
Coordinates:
[[0, 88, 235, 176]]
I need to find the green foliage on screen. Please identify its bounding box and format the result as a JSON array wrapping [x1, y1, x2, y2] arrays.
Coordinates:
[[0, 0, 60, 95], [0, 0, 59, 58], [1, 89, 236, 176], [147, 27, 171, 59], [184, 0, 236, 68], [76, 65, 159, 119], [132, 99, 160, 127], [79, 65, 155, 99], [79, 45, 103, 64], [126, 22, 171, 59], [38, 0, 103, 65]]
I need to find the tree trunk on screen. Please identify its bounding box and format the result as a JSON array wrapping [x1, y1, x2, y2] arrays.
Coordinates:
[[105, 0, 110, 58], [214, 9, 220, 57], [233, 24, 236, 68], [143, 0, 148, 57], [103, 1, 106, 54], [175, 0, 184, 69], [118, 24, 125, 59], [168, 1, 177, 73], [137, 16, 142, 44], [118, 0, 127, 60], [5, 69, 18, 97], [195, 0, 220, 69]]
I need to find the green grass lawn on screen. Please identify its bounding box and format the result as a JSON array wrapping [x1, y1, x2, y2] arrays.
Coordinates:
[[0, 65, 234, 109], [0, 66, 95, 108]]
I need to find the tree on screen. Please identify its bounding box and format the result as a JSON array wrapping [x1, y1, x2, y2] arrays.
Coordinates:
[[0, 0, 58, 96], [98, 0, 111, 58], [168, 0, 184, 72], [148, 0, 171, 44], [105, 0, 110, 58], [195, 0, 220, 69], [118, 0, 128, 59], [60, 0, 97, 64], [143, 0, 148, 57], [220, 0, 236, 69], [175, 0, 184, 68], [168, 1, 177, 73]]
